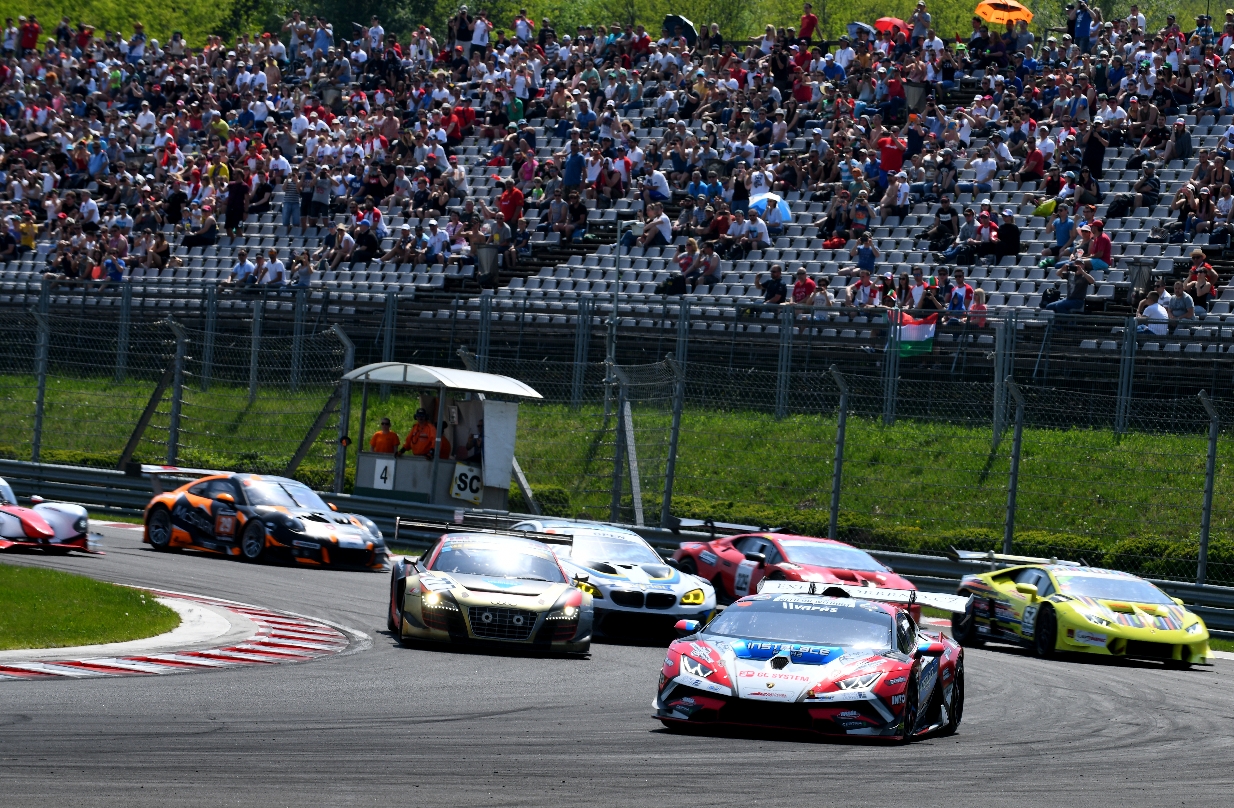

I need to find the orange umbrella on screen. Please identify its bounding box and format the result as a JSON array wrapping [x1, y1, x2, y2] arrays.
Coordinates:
[[974, 0, 1034, 26]]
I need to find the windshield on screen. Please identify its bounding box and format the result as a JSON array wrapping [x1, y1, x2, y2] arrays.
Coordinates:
[[780, 540, 886, 572], [430, 539, 566, 582], [1055, 573, 1174, 605], [703, 597, 893, 649], [242, 478, 331, 511], [569, 533, 661, 564], [0, 480, 15, 506]]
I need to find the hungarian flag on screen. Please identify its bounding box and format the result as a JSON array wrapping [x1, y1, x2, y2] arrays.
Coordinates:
[[888, 310, 938, 357]]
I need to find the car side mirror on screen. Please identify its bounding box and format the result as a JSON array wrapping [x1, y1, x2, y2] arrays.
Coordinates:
[[1171, 597, 1184, 606], [327, 502, 338, 511], [29, 495, 45, 504], [215, 493, 235, 504], [917, 641, 946, 657], [1014, 582, 1039, 598], [664, 556, 681, 570], [744, 552, 766, 567], [674, 619, 700, 637]]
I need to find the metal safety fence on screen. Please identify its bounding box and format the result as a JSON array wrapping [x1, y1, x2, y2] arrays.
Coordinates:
[[5, 306, 1234, 588]]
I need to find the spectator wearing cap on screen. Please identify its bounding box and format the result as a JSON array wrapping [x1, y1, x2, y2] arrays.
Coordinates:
[[424, 219, 450, 264], [398, 409, 438, 458], [1045, 233, 1095, 315], [1159, 118, 1194, 163]]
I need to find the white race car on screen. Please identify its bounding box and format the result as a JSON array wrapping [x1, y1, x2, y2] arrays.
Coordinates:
[[0, 477, 100, 554], [511, 518, 716, 636]]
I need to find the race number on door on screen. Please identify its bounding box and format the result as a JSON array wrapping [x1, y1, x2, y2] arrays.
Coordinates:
[[372, 457, 395, 491], [451, 463, 483, 505]]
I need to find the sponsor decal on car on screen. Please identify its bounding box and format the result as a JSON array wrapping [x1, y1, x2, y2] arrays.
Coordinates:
[[737, 669, 811, 682], [890, 694, 906, 706], [1071, 629, 1108, 647], [699, 550, 718, 566], [689, 642, 714, 662], [886, 676, 907, 685], [1021, 604, 1039, 636]]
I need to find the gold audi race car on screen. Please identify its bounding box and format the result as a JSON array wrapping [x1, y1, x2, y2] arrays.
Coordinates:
[[387, 520, 593, 655], [949, 550, 1212, 667]]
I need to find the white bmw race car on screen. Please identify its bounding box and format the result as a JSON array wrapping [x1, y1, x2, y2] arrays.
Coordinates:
[[0, 477, 100, 554], [511, 518, 716, 636]]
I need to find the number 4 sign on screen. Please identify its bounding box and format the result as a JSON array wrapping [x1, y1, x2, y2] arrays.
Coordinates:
[[451, 462, 484, 505], [372, 457, 395, 491]]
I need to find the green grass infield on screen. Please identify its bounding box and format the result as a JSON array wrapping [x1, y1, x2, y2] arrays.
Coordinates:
[[0, 564, 180, 651]]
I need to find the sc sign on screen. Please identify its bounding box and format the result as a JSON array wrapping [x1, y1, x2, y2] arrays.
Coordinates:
[[451, 463, 483, 505]]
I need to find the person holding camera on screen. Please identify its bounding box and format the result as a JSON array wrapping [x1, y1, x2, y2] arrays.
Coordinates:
[[754, 264, 788, 305]]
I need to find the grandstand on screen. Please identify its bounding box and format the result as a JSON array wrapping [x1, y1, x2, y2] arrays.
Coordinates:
[[4, 9, 1234, 366]]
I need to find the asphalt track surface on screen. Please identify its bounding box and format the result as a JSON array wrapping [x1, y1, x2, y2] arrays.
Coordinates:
[[3, 525, 1234, 808]]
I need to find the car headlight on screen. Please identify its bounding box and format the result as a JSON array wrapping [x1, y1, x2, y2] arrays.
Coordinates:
[[357, 515, 383, 543], [544, 605, 578, 621], [680, 588, 705, 606], [1186, 622, 1205, 635], [422, 592, 459, 612], [1083, 612, 1112, 628], [836, 671, 882, 690], [74, 516, 88, 533], [680, 655, 713, 679], [574, 580, 603, 598]]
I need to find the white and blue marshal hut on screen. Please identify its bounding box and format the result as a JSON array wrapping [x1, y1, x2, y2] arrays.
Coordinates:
[[341, 363, 542, 510]]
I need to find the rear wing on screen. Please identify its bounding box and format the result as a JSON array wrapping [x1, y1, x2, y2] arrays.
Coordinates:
[[139, 464, 230, 494], [947, 548, 1084, 568], [757, 580, 973, 615], [392, 517, 573, 547]]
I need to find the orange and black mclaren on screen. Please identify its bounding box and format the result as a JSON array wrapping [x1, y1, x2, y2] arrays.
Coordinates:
[[141, 465, 387, 569]]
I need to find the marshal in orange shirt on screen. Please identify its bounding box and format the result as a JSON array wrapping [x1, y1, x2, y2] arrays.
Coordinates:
[[369, 429, 401, 453]]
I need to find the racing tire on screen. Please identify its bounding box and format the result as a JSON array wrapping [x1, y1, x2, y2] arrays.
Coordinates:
[[147, 507, 173, 551], [711, 575, 729, 603], [387, 576, 405, 633], [950, 593, 983, 646], [896, 672, 920, 742], [939, 660, 965, 736], [239, 521, 267, 563], [1033, 604, 1058, 658], [677, 557, 698, 576]]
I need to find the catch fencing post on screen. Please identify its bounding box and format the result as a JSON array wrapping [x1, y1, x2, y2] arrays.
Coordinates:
[[1115, 318, 1137, 434], [882, 311, 900, 426], [332, 325, 355, 494], [1003, 377, 1026, 555], [775, 306, 793, 419], [659, 356, 686, 529], [476, 294, 492, 373], [31, 312, 50, 463], [248, 299, 263, 404], [201, 285, 217, 391], [291, 288, 307, 392], [38, 276, 50, 314], [1197, 390, 1219, 586], [608, 363, 627, 523], [115, 283, 132, 382], [828, 365, 849, 541], [379, 292, 398, 397], [165, 320, 188, 465], [675, 299, 691, 366], [571, 296, 593, 407]]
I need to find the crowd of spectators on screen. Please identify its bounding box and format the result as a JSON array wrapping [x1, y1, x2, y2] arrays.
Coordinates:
[[0, 5, 1230, 323]]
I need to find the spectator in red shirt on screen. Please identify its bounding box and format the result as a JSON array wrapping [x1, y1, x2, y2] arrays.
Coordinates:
[[873, 127, 906, 187], [799, 4, 819, 43], [1079, 219, 1112, 271], [878, 66, 907, 121], [791, 266, 817, 302], [1013, 141, 1045, 189], [18, 15, 40, 54], [498, 179, 524, 224]]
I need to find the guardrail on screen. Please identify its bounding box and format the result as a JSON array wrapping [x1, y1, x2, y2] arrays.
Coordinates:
[[3, 458, 1231, 637]]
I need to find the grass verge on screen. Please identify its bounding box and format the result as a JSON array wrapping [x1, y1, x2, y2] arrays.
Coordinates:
[[1210, 637, 1234, 653], [0, 564, 180, 650]]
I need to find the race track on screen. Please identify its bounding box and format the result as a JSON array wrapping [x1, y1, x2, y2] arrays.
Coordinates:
[[2, 525, 1232, 807]]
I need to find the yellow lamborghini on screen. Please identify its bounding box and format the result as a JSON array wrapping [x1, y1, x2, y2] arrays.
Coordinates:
[[948, 551, 1211, 667]]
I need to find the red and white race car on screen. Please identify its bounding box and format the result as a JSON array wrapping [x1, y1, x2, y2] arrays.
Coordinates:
[[654, 581, 969, 741], [673, 532, 919, 620], [0, 477, 99, 554]]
